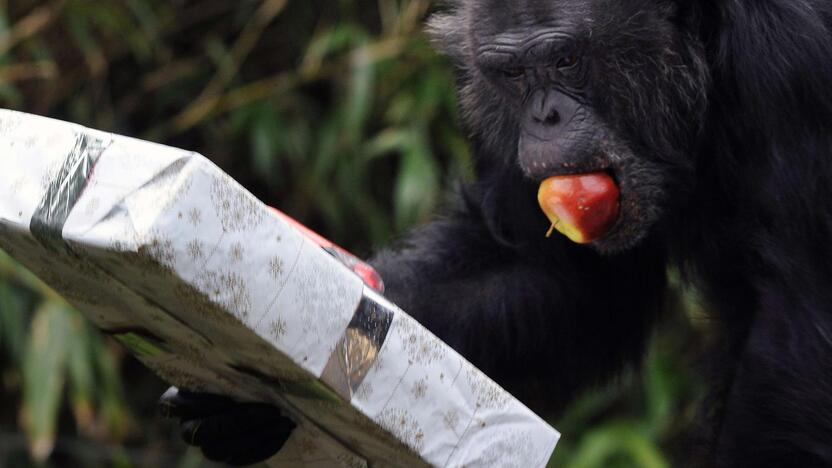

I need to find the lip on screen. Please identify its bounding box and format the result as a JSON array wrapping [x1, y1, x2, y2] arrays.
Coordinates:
[[536, 164, 617, 185], [529, 147, 616, 182]]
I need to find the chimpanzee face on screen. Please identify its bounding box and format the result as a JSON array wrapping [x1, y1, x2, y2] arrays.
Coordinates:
[[430, 0, 709, 251]]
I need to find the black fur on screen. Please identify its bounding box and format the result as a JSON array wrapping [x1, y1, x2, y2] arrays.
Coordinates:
[[167, 1, 832, 466], [371, 0, 832, 466]]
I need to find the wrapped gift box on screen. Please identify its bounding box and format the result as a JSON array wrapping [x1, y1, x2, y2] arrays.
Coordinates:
[[0, 109, 560, 467]]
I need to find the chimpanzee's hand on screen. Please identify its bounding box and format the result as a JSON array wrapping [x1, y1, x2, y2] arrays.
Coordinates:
[[159, 387, 295, 466]]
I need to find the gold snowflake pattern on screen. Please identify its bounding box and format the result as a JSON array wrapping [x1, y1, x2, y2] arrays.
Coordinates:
[[394, 315, 447, 365], [193, 269, 252, 321], [377, 408, 425, 453], [478, 431, 538, 468], [167, 177, 194, 211], [411, 377, 428, 400], [186, 239, 205, 261], [466, 367, 510, 410], [269, 317, 288, 340], [132, 233, 176, 275], [210, 173, 265, 232], [175, 282, 243, 327], [23, 136, 38, 149], [268, 256, 285, 279], [187, 207, 203, 226], [229, 242, 244, 263], [355, 382, 374, 401], [443, 409, 460, 432], [0, 112, 22, 136], [292, 253, 356, 338]]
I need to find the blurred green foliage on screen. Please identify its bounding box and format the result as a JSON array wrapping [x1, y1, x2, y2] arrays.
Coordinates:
[[0, 1, 706, 466]]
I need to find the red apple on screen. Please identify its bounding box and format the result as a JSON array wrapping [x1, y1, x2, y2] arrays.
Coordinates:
[[538, 172, 620, 244]]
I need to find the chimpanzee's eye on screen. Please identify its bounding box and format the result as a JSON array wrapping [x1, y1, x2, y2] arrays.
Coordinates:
[[557, 54, 579, 69], [501, 67, 525, 79]]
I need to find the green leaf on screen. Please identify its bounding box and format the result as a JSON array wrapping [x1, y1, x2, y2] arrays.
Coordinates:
[[249, 104, 285, 184], [94, 336, 131, 440], [311, 116, 342, 179], [343, 47, 375, 144], [0, 6, 9, 37], [567, 423, 669, 468], [0, 280, 26, 364], [362, 128, 410, 161], [21, 301, 73, 461], [302, 24, 368, 71], [67, 315, 98, 432], [393, 127, 440, 231], [644, 350, 677, 435]]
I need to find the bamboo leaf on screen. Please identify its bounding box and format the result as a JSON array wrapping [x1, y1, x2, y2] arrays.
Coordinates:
[[343, 46, 374, 144], [20, 301, 73, 461], [567, 423, 669, 468], [66, 313, 96, 433], [0, 280, 26, 365], [393, 127, 439, 231]]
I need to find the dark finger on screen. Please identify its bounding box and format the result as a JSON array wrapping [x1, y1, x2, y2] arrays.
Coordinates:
[[200, 423, 292, 465], [225, 425, 295, 466], [180, 418, 203, 446], [201, 439, 234, 464], [179, 405, 292, 446]]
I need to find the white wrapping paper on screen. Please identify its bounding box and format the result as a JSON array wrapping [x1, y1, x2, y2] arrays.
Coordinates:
[[0, 109, 560, 467]]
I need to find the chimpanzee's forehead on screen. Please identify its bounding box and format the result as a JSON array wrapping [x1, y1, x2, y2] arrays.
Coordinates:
[[469, 0, 593, 39]]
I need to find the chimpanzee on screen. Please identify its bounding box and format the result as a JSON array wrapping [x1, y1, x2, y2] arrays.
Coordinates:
[[161, 1, 832, 466]]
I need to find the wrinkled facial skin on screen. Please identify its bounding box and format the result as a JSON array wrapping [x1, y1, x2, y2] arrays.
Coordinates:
[[429, 0, 710, 252]]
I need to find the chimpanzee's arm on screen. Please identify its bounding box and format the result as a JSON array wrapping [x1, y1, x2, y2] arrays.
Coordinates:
[[371, 178, 668, 413]]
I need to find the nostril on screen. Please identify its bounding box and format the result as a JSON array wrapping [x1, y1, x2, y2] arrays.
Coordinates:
[[533, 109, 560, 126], [544, 109, 560, 125]]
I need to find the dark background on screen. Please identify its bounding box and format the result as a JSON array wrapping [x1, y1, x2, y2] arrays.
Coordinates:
[[0, 1, 707, 466]]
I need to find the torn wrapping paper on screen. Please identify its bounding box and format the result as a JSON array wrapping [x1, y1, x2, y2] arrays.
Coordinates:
[[0, 109, 560, 467]]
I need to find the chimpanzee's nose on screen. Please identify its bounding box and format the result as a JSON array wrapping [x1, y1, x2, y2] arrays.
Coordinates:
[[530, 89, 561, 126]]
